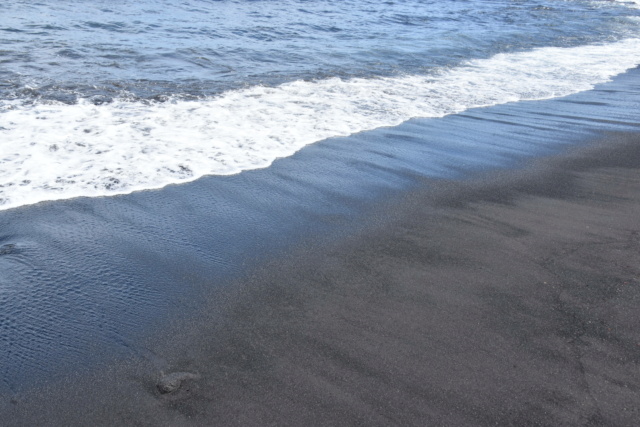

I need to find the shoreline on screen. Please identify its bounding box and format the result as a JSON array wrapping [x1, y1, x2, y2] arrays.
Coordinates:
[[5, 131, 640, 425]]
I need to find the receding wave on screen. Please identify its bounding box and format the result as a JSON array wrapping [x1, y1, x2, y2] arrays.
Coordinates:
[[1, 38, 640, 211]]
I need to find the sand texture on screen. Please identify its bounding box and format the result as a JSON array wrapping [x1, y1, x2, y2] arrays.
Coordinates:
[[3, 133, 639, 426]]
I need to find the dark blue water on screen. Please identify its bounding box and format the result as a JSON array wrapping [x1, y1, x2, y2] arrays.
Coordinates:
[[2, 0, 639, 102]]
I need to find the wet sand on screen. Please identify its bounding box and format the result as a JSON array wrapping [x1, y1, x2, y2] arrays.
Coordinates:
[[4, 132, 639, 426]]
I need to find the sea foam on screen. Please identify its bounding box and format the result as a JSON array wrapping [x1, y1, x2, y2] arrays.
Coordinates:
[[616, 0, 640, 7], [2, 38, 640, 211]]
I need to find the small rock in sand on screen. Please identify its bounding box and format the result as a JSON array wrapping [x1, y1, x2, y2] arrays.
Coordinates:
[[157, 371, 200, 394]]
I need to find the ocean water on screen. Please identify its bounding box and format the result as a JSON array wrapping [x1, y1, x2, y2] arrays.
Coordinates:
[[1, 0, 640, 210], [2, 0, 640, 394]]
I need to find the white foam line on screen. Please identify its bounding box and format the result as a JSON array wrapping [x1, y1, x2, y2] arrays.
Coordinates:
[[1, 38, 640, 211]]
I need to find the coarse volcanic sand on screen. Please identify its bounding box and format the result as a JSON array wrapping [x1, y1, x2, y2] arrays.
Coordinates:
[[3, 132, 640, 426]]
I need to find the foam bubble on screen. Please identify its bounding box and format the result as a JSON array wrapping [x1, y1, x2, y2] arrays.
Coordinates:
[[2, 38, 640, 210]]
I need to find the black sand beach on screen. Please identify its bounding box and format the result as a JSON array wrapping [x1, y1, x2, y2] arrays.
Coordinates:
[[3, 131, 639, 426], [4, 0, 640, 423], [3, 69, 640, 426]]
